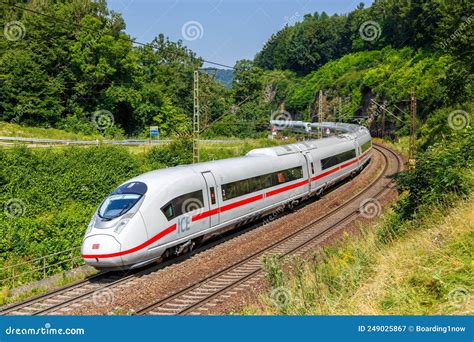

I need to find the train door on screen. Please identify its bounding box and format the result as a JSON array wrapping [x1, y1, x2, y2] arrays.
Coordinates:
[[354, 141, 362, 168], [201, 171, 220, 228], [303, 152, 315, 192]]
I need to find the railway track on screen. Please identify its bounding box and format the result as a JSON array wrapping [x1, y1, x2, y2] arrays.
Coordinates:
[[0, 210, 297, 316], [0, 229, 261, 316], [136, 144, 402, 315], [0, 261, 162, 316], [0, 144, 402, 316]]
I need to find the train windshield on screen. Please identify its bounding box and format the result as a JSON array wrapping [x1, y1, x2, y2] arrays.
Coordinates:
[[98, 182, 147, 220]]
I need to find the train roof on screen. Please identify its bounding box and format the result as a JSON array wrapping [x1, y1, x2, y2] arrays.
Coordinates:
[[126, 124, 371, 187], [246, 132, 361, 157]]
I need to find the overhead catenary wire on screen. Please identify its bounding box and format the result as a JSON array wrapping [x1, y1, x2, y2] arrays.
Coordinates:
[[0, 1, 234, 69], [369, 99, 403, 123], [199, 91, 263, 134]]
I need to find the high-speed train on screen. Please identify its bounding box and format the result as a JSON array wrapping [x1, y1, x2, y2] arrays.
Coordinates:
[[81, 122, 372, 270]]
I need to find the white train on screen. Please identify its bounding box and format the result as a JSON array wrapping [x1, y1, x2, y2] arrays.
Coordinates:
[[81, 123, 372, 270]]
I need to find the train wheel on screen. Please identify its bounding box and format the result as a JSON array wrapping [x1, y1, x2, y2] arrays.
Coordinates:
[[315, 188, 324, 199], [287, 199, 299, 212], [191, 236, 204, 251]]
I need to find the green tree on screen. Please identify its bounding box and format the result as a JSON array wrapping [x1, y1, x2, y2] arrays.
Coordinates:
[[153, 96, 190, 136]]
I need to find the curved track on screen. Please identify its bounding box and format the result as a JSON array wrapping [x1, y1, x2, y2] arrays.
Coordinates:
[[0, 144, 402, 316], [136, 144, 402, 315]]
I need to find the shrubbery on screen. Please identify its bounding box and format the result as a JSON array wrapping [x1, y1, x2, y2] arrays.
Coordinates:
[[0, 146, 144, 276], [144, 139, 193, 168], [0, 139, 278, 285], [378, 114, 473, 242]]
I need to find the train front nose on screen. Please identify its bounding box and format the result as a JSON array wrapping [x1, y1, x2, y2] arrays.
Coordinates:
[[82, 234, 123, 268]]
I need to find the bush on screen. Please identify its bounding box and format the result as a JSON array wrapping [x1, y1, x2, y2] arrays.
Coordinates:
[[0, 145, 145, 282], [144, 138, 193, 168], [57, 116, 96, 136], [394, 130, 473, 221], [261, 255, 285, 288]]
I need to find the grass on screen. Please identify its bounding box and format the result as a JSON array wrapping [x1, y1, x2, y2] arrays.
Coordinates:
[[241, 196, 473, 315], [0, 267, 97, 307], [374, 136, 410, 159], [0, 122, 103, 141]]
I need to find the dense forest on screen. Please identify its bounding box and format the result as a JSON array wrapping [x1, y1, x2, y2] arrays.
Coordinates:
[[0, 0, 232, 137], [1, 0, 472, 139]]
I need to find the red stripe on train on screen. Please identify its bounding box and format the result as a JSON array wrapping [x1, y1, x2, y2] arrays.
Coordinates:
[[192, 194, 263, 221], [195, 149, 371, 221], [83, 148, 372, 259], [265, 179, 309, 197], [82, 224, 177, 259]]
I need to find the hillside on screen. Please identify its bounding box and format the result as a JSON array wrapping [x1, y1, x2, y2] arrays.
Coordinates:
[[242, 197, 473, 315], [215, 69, 234, 88], [1, 0, 472, 139], [285, 47, 461, 118]]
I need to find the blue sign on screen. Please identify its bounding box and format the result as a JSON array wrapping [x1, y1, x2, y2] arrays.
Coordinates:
[[149, 126, 159, 137]]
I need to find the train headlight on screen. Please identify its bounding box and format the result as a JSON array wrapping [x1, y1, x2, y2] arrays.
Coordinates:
[[114, 218, 130, 234], [86, 216, 96, 234]]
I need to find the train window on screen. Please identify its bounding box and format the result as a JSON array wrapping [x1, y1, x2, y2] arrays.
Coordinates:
[[162, 203, 174, 220], [99, 194, 141, 220], [160, 190, 204, 221], [98, 181, 148, 220], [361, 141, 372, 153], [221, 166, 303, 201], [321, 149, 356, 170], [285, 167, 303, 181]]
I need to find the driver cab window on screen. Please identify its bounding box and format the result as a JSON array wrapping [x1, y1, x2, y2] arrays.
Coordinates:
[[98, 182, 147, 220]]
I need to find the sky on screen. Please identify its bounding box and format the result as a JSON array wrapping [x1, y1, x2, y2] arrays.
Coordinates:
[[108, 0, 374, 69]]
